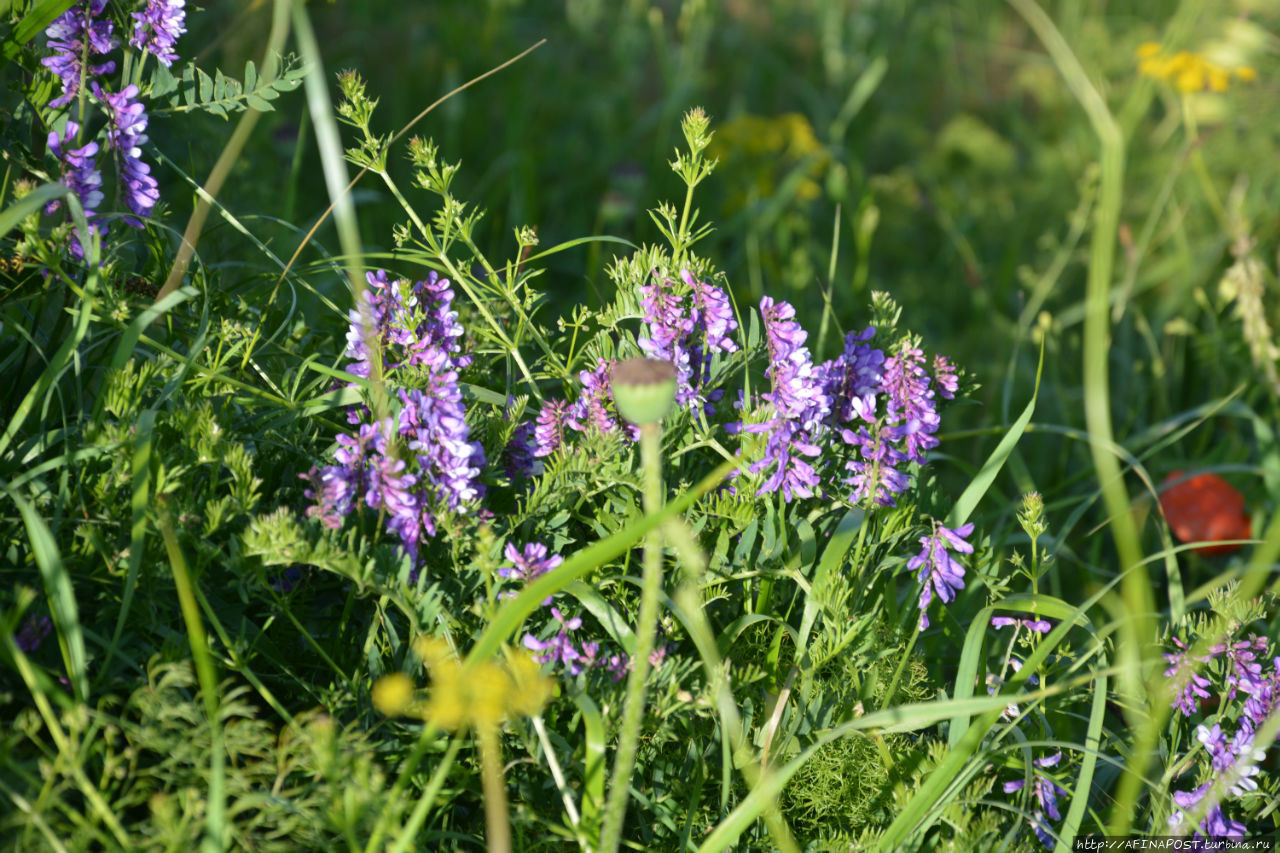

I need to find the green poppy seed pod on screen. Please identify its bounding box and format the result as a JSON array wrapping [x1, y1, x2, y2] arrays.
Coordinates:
[[610, 358, 678, 426]]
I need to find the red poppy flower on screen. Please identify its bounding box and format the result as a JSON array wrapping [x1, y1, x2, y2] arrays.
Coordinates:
[[1159, 470, 1252, 556]]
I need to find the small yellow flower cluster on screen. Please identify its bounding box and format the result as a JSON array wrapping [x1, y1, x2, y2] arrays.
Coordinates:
[[709, 112, 830, 204], [1136, 42, 1257, 93], [371, 637, 553, 730]]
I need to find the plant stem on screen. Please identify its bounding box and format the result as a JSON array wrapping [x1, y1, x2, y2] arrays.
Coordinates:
[[478, 724, 512, 853], [598, 421, 665, 852]]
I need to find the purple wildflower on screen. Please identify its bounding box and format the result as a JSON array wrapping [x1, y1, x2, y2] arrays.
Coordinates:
[[908, 521, 973, 629], [744, 297, 830, 501], [498, 541, 563, 585], [399, 382, 484, 512], [567, 358, 633, 438], [1003, 753, 1066, 848], [1224, 730, 1266, 796], [130, 0, 186, 67], [841, 424, 910, 506], [503, 421, 542, 480], [1240, 657, 1278, 734], [933, 354, 959, 399], [1213, 635, 1269, 699], [92, 83, 160, 225], [15, 614, 53, 653], [1164, 636, 1214, 717], [345, 270, 471, 382], [821, 327, 883, 424], [881, 346, 940, 463], [42, 0, 116, 109], [1170, 784, 1247, 839], [1196, 723, 1234, 773], [533, 399, 570, 457], [686, 270, 738, 354], [605, 654, 629, 681], [991, 616, 1053, 634], [638, 269, 737, 410], [498, 541, 561, 604], [46, 121, 104, 258], [523, 607, 595, 676]]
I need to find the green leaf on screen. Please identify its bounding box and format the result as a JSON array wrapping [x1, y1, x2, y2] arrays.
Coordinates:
[[1, 0, 75, 62], [150, 61, 178, 99], [0, 183, 65, 235], [6, 488, 88, 703], [243, 60, 257, 91], [198, 67, 213, 103]]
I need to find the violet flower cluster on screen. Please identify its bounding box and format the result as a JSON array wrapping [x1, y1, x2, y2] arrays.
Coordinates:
[[503, 539, 633, 680], [737, 296, 831, 500], [45, 122, 104, 258], [42, 0, 184, 258], [1162, 629, 1279, 839], [733, 295, 954, 508], [1002, 752, 1066, 847], [532, 358, 637, 458], [304, 270, 484, 566], [130, 0, 186, 67], [637, 268, 738, 411], [908, 521, 974, 630]]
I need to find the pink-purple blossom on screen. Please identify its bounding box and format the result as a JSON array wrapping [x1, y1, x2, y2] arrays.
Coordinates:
[[130, 0, 186, 67], [46, 121, 104, 258], [908, 521, 973, 629], [92, 82, 160, 225], [42, 0, 116, 109]]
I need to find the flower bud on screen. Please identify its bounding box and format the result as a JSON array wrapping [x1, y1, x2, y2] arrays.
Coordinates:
[[610, 358, 677, 426]]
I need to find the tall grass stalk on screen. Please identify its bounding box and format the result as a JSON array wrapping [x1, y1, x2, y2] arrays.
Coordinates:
[[1007, 0, 1155, 834]]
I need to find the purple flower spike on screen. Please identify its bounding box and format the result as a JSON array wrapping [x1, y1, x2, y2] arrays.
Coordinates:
[[503, 421, 542, 480], [821, 327, 884, 424], [46, 121, 104, 258], [42, 0, 116, 109], [908, 521, 974, 629], [534, 399, 570, 457], [933, 354, 959, 399], [1164, 636, 1213, 717], [638, 269, 737, 411], [130, 0, 186, 67], [568, 358, 631, 438], [744, 297, 831, 501], [881, 346, 940, 464], [498, 541, 562, 605], [93, 83, 161, 225]]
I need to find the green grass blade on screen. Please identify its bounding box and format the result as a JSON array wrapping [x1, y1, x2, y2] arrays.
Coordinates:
[[947, 340, 1042, 528], [6, 488, 87, 703], [0, 183, 66, 233]]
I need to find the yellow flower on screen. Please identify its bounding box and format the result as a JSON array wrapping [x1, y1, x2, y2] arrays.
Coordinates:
[[709, 112, 830, 208], [371, 672, 415, 717], [1135, 43, 1258, 93], [376, 637, 554, 731]]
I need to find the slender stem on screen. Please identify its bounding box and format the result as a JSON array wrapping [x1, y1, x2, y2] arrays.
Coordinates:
[[532, 715, 586, 847], [478, 724, 511, 853], [882, 620, 921, 708], [598, 422, 665, 852]]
